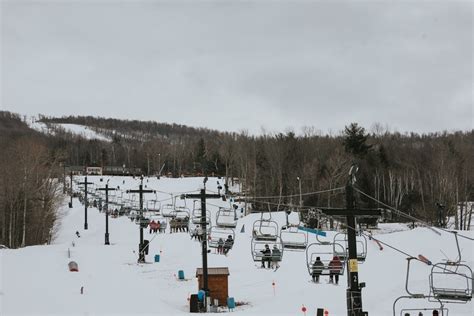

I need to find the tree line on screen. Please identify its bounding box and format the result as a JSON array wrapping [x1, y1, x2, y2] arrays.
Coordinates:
[[40, 115, 473, 230], [0, 112, 64, 248], [1, 111, 472, 249]]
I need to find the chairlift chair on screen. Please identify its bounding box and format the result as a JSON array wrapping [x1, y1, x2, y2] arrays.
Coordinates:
[[251, 236, 283, 262], [280, 226, 308, 251], [306, 242, 345, 278], [190, 199, 210, 224], [332, 232, 367, 262], [429, 232, 473, 303], [147, 200, 161, 213], [161, 203, 175, 218], [252, 219, 279, 241], [393, 257, 449, 316], [208, 227, 235, 250], [216, 207, 238, 228]]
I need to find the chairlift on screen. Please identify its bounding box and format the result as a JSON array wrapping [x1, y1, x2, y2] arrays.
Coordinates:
[[252, 218, 279, 241], [393, 257, 449, 316], [332, 232, 367, 262], [208, 227, 235, 250], [251, 235, 283, 262], [280, 226, 308, 251], [161, 203, 176, 218], [429, 232, 473, 303], [147, 199, 161, 213], [191, 200, 211, 225], [171, 207, 190, 219], [216, 207, 238, 228], [305, 242, 345, 278]]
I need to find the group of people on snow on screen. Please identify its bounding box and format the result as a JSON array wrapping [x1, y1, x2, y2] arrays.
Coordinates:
[[311, 255, 343, 284], [260, 244, 281, 269]]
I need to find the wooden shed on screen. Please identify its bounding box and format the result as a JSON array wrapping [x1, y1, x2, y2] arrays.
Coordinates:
[[196, 267, 229, 306]]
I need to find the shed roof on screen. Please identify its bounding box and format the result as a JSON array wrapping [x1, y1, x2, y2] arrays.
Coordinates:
[[196, 267, 229, 276]]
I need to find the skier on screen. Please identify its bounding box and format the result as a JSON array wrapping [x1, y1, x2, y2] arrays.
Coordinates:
[[260, 244, 271, 268], [432, 310, 439, 316], [271, 245, 281, 270], [328, 255, 342, 284], [311, 256, 324, 283], [75, 231, 81, 238], [155, 221, 160, 233], [223, 235, 234, 255]]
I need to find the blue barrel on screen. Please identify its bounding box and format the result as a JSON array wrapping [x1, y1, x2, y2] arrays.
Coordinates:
[[227, 297, 235, 309], [178, 270, 185, 280], [154, 255, 160, 262], [197, 290, 205, 302]]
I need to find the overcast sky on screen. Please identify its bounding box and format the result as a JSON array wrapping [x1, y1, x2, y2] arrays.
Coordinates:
[[1, 0, 472, 135]]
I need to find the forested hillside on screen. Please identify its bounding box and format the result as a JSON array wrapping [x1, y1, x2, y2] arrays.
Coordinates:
[[1, 111, 472, 248]]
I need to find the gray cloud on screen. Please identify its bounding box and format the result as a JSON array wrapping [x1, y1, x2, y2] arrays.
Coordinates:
[[1, 0, 472, 134]]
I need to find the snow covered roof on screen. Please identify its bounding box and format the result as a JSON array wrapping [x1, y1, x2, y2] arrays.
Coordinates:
[[196, 267, 229, 276]]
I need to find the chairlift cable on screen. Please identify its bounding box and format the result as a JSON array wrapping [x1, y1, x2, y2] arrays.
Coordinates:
[[244, 187, 345, 200], [355, 188, 474, 241], [241, 197, 473, 278]]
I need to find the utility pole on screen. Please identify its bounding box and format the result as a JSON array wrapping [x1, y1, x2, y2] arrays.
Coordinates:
[[297, 176, 302, 208], [345, 166, 364, 316], [97, 180, 116, 245], [69, 171, 73, 208], [317, 165, 382, 316], [127, 176, 155, 263], [63, 164, 67, 194], [182, 178, 224, 312], [79, 176, 93, 230]]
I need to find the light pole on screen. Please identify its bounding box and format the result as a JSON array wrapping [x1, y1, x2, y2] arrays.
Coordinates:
[[297, 177, 302, 208], [69, 171, 73, 208], [158, 153, 161, 177]]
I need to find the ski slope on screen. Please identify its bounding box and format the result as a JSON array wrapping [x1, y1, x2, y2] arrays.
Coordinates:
[[29, 120, 110, 141], [1, 176, 472, 315]]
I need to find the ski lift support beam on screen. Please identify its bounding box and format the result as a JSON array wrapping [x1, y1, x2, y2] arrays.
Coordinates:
[[181, 179, 225, 313], [316, 165, 383, 316], [97, 181, 117, 245], [126, 176, 156, 263], [78, 176, 94, 230]]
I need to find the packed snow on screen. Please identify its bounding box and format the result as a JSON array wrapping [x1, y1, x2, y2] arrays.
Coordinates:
[[28, 120, 110, 141], [0, 176, 472, 315]]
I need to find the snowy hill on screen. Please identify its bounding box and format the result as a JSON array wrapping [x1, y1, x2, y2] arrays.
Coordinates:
[[28, 120, 110, 141], [1, 176, 472, 315]]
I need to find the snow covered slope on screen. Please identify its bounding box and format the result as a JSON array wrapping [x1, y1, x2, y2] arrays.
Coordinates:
[[1, 176, 472, 315], [29, 120, 110, 141]]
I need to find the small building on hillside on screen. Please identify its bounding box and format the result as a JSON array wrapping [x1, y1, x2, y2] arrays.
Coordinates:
[[196, 267, 229, 306], [86, 166, 103, 175]]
